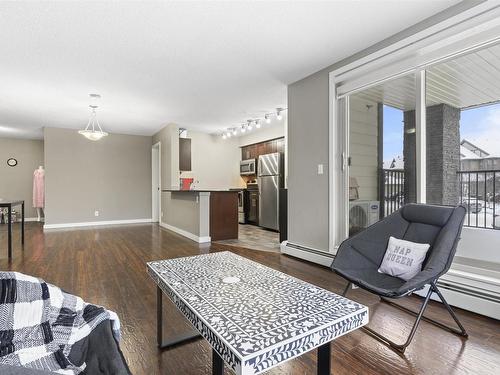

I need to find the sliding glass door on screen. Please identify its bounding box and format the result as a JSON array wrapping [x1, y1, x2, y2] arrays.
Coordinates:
[[346, 73, 417, 237]]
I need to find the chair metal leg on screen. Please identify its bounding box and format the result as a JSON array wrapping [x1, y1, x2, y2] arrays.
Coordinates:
[[363, 286, 434, 353], [380, 282, 468, 338], [429, 281, 468, 337], [341, 282, 351, 297]]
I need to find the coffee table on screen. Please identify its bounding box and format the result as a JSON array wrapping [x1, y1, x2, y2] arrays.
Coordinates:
[[147, 251, 368, 375]]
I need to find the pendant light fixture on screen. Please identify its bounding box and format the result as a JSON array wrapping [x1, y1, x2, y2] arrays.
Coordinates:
[[78, 94, 108, 141]]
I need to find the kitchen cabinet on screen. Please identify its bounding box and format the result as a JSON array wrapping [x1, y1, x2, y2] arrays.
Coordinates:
[[256, 142, 267, 157], [179, 138, 191, 171], [241, 137, 285, 164], [210, 192, 238, 241], [242, 144, 257, 160]]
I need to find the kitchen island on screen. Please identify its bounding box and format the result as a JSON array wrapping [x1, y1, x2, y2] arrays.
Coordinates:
[[161, 189, 239, 243]]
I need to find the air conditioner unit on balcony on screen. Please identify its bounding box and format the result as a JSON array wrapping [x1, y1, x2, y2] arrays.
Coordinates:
[[349, 200, 380, 235]]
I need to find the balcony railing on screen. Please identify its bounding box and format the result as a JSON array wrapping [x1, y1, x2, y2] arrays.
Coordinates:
[[381, 169, 405, 217], [380, 169, 499, 230], [458, 170, 500, 230]]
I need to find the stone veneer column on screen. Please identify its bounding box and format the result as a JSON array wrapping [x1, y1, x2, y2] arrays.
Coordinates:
[[403, 103, 460, 205]]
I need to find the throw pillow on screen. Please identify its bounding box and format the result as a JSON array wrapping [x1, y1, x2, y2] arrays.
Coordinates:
[[378, 236, 430, 281]]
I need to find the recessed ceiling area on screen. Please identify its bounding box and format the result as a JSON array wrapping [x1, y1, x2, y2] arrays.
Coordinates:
[[0, 1, 461, 139], [355, 42, 500, 111]]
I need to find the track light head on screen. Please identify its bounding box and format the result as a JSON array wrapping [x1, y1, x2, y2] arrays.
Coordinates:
[[265, 114, 271, 124], [255, 119, 261, 128], [276, 108, 283, 121]]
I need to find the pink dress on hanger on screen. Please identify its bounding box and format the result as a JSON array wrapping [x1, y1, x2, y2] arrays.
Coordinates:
[[33, 169, 45, 208]]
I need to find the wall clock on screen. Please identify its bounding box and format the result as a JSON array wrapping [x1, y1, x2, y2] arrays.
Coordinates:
[[7, 158, 18, 167]]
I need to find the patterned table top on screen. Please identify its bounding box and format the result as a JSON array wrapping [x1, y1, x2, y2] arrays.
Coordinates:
[[147, 251, 368, 375]]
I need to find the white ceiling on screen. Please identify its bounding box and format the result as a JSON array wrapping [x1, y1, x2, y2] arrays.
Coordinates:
[[0, 1, 461, 139]]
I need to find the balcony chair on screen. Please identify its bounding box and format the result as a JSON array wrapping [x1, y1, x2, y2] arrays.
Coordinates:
[[331, 203, 468, 353]]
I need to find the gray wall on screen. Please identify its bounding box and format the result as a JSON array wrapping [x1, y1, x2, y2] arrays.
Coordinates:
[[44, 127, 152, 225], [0, 137, 44, 218], [163, 192, 200, 235], [152, 124, 179, 190], [288, 71, 330, 250]]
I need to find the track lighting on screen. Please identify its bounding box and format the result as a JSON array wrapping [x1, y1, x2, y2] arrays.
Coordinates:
[[219, 109, 285, 139], [276, 108, 283, 121]]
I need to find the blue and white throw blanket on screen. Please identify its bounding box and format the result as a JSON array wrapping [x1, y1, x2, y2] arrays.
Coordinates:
[[0, 272, 121, 374]]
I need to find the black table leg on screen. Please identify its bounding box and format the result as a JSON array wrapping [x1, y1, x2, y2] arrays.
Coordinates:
[[317, 342, 331, 375], [157, 286, 163, 347], [212, 349, 224, 375], [7, 206, 12, 260], [21, 202, 25, 246], [156, 286, 201, 349]]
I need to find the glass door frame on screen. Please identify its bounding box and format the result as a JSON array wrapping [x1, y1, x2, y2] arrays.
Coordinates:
[[328, 22, 500, 249]]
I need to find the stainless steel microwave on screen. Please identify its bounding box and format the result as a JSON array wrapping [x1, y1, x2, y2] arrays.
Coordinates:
[[240, 159, 256, 175]]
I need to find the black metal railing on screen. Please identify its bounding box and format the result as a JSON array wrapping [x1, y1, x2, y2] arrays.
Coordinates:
[[458, 170, 500, 230], [381, 169, 405, 217]]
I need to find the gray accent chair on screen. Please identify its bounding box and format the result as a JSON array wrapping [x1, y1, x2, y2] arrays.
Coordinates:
[[331, 203, 468, 353]]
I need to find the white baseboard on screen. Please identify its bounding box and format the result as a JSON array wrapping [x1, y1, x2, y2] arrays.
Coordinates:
[[280, 241, 334, 267], [159, 222, 211, 244], [43, 218, 152, 230]]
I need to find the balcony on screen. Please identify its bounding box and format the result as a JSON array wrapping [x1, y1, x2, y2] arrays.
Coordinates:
[[381, 168, 500, 230], [458, 170, 500, 229]]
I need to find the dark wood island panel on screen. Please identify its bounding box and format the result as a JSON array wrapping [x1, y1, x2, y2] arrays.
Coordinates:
[[209, 192, 238, 241]]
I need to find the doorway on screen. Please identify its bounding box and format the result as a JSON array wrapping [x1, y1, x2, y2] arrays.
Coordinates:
[[152, 142, 161, 223]]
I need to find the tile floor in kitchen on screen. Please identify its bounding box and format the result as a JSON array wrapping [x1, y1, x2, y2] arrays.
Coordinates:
[[215, 224, 280, 252]]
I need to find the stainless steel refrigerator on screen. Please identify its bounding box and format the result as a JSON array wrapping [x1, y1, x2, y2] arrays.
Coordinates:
[[258, 152, 282, 231]]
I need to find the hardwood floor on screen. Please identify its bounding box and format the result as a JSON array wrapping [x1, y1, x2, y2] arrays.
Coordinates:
[[1, 222, 499, 375]]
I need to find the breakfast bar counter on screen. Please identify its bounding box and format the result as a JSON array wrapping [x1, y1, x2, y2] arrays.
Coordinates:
[[161, 189, 239, 243]]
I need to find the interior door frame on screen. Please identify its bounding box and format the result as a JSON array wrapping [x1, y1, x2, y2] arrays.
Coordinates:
[[152, 142, 161, 223]]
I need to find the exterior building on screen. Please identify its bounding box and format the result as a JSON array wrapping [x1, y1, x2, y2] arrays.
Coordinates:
[[460, 139, 500, 171]]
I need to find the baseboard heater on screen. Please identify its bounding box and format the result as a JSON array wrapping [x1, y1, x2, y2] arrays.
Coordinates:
[[415, 269, 500, 320], [280, 241, 335, 267], [436, 280, 500, 304]]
